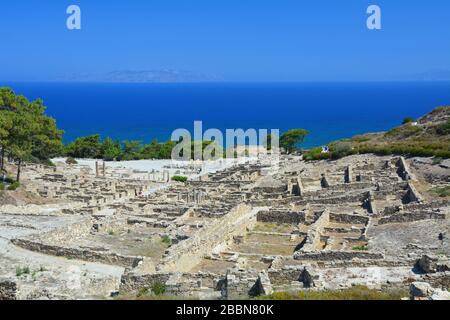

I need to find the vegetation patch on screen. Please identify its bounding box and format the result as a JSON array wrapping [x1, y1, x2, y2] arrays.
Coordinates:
[[171, 175, 188, 183], [430, 186, 450, 198], [135, 282, 167, 298], [253, 222, 293, 233], [280, 129, 309, 154], [0, 87, 63, 182], [7, 181, 20, 191], [161, 235, 172, 245], [16, 266, 31, 277], [258, 286, 407, 300], [66, 156, 78, 165], [151, 282, 167, 296], [402, 117, 415, 125], [351, 136, 371, 143], [304, 107, 450, 161], [436, 120, 450, 136], [385, 124, 423, 139], [352, 245, 368, 251], [137, 287, 150, 298]]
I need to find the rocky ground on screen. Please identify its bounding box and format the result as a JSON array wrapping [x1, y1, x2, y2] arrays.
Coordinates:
[[0, 153, 449, 300]]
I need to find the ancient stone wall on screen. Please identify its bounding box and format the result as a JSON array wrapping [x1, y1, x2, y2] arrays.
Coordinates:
[[120, 272, 172, 293], [0, 279, 16, 300], [378, 211, 446, 224], [300, 210, 329, 252], [38, 218, 92, 243], [404, 183, 424, 203], [268, 267, 303, 285], [397, 157, 414, 181], [225, 271, 258, 299], [257, 210, 305, 224], [294, 251, 384, 261], [11, 238, 142, 268], [120, 271, 223, 298], [158, 204, 256, 272], [329, 213, 369, 225]]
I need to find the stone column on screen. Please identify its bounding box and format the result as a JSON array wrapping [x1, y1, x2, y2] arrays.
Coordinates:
[[345, 165, 353, 183], [95, 161, 99, 177]]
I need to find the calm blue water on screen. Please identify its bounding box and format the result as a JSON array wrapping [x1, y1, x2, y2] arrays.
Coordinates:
[[3, 82, 450, 148]]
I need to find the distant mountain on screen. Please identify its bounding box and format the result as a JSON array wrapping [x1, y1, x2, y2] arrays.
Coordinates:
[[57, 69, 223, 83]]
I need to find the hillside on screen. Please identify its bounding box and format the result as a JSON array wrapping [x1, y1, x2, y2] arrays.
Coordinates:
[[304, 106, 450, 160]]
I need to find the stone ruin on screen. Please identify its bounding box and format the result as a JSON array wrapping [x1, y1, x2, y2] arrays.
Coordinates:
[[0, 154, 448, 299]]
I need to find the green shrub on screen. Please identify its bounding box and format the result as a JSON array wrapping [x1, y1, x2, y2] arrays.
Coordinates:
[[7, 181, 20, 191], [330, 141, 355, 159], [137, 287, 150, 297], [16, 266, 31, 277], [303, 147, 331, 161], [151, 282, 166, 296], [351, 136, 371, 143], [161, 235, 172, 245], [0, 183, 4, 191], [43, 159, 56, 167], [402, 117, 415, 125], [4, 176, 15, 184], [171, 175, 188, 183], [434, 150, 450, 158], [436, 120, 450, 135], [66, 157, 78, 165], [352, 245, 368, 251], [356, 144, 450, 159]]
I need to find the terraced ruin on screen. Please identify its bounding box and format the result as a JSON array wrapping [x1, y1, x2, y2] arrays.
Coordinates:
[[1, 154, 449, 300]]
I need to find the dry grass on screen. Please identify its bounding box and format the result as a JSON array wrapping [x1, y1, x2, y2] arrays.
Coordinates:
[[429, 186, 450, 198], [258, 286, 408, 300]]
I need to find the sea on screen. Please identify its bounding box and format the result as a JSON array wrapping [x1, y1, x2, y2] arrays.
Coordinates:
[[3, 81, 450, 148]]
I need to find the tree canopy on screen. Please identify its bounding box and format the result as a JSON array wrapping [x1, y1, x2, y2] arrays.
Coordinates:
[[0, 87, 64, 181], [280, 129, 309, 154]]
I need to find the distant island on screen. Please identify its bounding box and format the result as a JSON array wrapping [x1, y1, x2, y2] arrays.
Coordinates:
[[56, 69, 223, 83]]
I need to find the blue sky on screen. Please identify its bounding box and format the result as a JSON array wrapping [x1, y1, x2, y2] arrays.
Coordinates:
[[1, 0, 449, 81]]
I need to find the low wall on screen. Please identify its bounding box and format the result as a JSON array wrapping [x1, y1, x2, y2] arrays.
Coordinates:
[[294, 251, 384, 261], [404, 201, 447, 211], [397, 157, 414, 181], [11, 238, 142, 268], [120, 271, 223, 297], [158, 204, 256, 272], [120, 272, 172, 293], [329, 213, 369, 225], [378, 212, 446, 224], [300, 210, 329, 252], [405, 183, 423, 203], [225, 271, 258, 299], [326, 182, 373, 192], [0, 279, 16, 300], [257, 210, 305, 224], [299, 193, 367, 205], [268, 267, 303, 285]]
